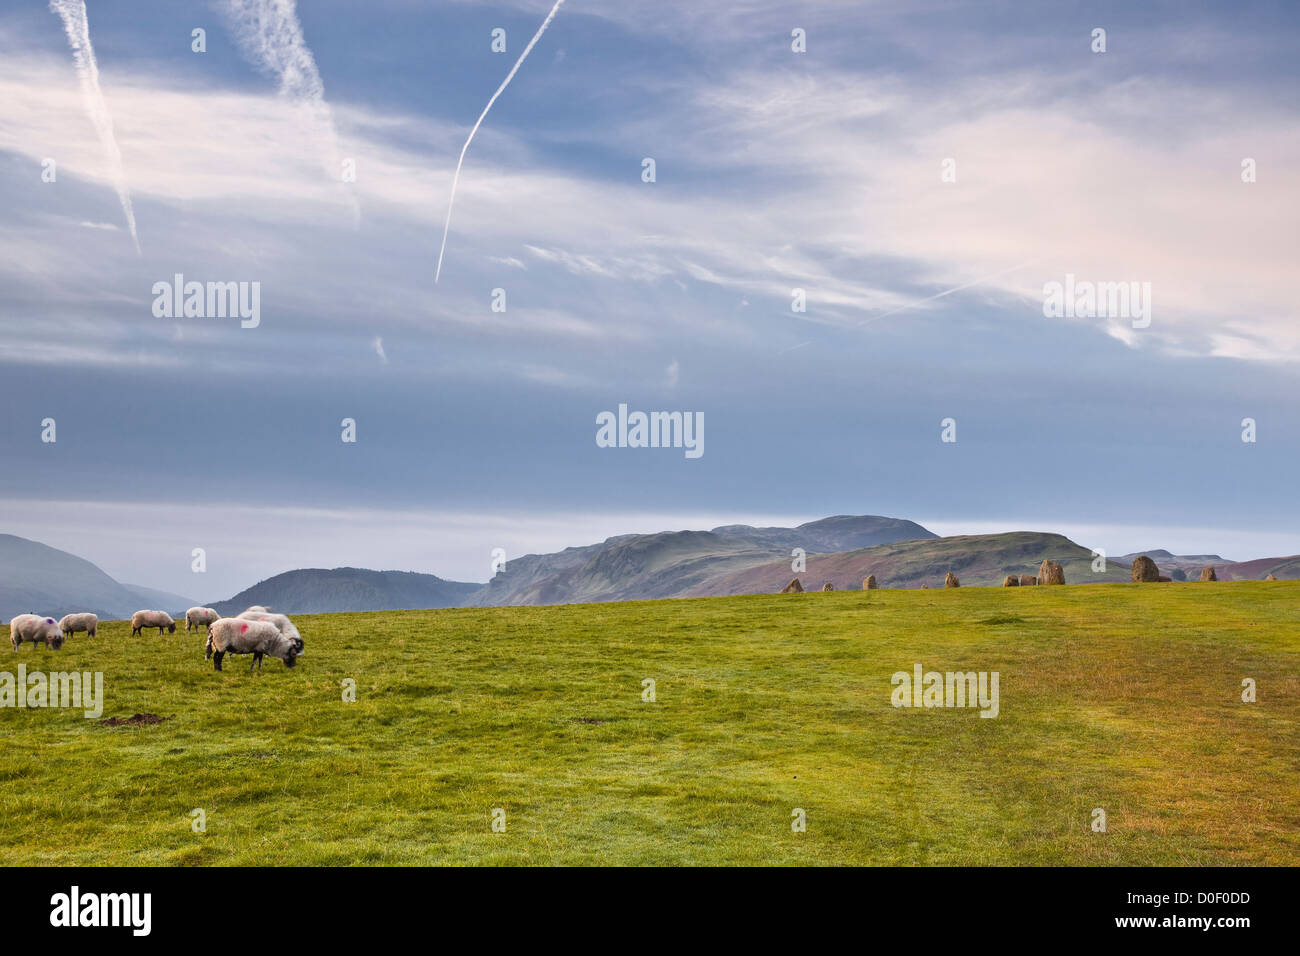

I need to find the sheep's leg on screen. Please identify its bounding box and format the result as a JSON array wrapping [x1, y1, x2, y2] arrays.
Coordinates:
[[213, 651, 224, 671]]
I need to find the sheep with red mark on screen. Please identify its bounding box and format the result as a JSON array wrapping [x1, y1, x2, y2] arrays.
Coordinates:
[[206, 617, 298, 672]]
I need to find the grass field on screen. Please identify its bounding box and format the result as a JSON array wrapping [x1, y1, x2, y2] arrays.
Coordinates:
[[2, 582, 1297, 866]]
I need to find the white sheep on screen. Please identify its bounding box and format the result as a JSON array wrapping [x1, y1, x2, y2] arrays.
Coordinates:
[[206, 617, 298, 672], [131, 610, 176, 636], [243, 606, 270, 613], [57, 612, 98, 640], [237, 608, 304, 655], [185, 607, 219, 633], [10, 614, 65, 650]]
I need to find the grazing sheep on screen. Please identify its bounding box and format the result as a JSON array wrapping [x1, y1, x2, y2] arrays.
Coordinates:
[[236, 609, 304, 654], [131, 610, 176, 636], [1019, 574, 1037, 586], [1038, 560, 1065, 585], [206, 617, 298, 672], [185, 607, 219, 633], [1003, 575, 1019, 587], [944, 572, 960, 588], [244, 605, 270, 613], [863, 574, 878, 590], [10, 614, 64, 650], [57, 612, 98, 640], [1131, 555, 1160, 583], [1199, 567, 1218, 582], [780, 578, 803, 594]]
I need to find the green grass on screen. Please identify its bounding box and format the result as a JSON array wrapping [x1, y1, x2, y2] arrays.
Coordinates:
[[2, 582, 1297, 865]]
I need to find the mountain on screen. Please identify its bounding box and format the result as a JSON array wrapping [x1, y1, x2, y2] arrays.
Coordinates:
[[0, 534, 179, 622], [463, 515, 937, 606], [5, 521, 1293, 622], [700, 531, 1134, 593], [1110, 551, 1300, 581], [122, 583, 201, 611], [210, 568, 481, 615], [1199, 555, 1300, 581]]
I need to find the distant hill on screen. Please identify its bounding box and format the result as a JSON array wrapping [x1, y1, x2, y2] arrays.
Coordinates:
[[1208, 555, 1300, 581], [701, 531, 1135, 593], [463, 515, 937, 606], [122, 583, 201, 612], [5, 520, 1294, 622], [1111, 551, 1298, 581], [211, 568, 480, 615], [0, 534, 194, 621]]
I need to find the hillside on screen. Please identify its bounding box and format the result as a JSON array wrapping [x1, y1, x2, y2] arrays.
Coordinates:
[[211, 567, 480, 615], [3, 583, 1297, 865], [1215, 554, 1300, 581], [700, 531, 1134, 593], [0, 534, 196, 621], [464, 515, 936, 606]]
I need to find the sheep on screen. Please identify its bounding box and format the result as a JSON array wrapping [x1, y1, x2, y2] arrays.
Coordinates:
[[131, 610, 176, 636], [206, 617, 298, 672], [237, 608, 304, 655], [243, 605, 270, 613], [10, 614, 65, 650], [58, 612, 98, 640], [185, 607, 219, 633]]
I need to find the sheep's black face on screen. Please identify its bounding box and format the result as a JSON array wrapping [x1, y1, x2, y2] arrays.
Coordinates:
[[167, 623, 176, 633], [284, 649, 298, 668], [51, 635, 64, 650]]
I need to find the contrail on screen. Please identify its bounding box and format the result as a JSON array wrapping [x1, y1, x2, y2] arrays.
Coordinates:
[[780, 256, 1051, 353], [222, 0, 358, 224], [435, 0, 566, 283], [49, 0, 140, 253], [852, 256, 1048, 325]]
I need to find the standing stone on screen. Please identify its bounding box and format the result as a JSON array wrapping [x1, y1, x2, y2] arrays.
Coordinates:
[[944, 572, 960, 588], [1003, 575, 1019, 587], [1131, 555, 1160, 582], [1199, 567, 1217, 582], [780, 577, 803, 594], [863, 574, 878, 590], [1038, 560, 1065, 585], [1019, 574, 1037, 586]]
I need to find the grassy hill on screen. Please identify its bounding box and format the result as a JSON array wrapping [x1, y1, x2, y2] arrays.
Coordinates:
[[1, 581, 1296, 865]]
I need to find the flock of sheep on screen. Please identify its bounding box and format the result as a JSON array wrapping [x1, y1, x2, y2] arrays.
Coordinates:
[[8, 605, 303, 673]]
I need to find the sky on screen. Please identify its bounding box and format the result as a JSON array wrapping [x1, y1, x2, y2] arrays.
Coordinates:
[[0, 0, 1297, 599]]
